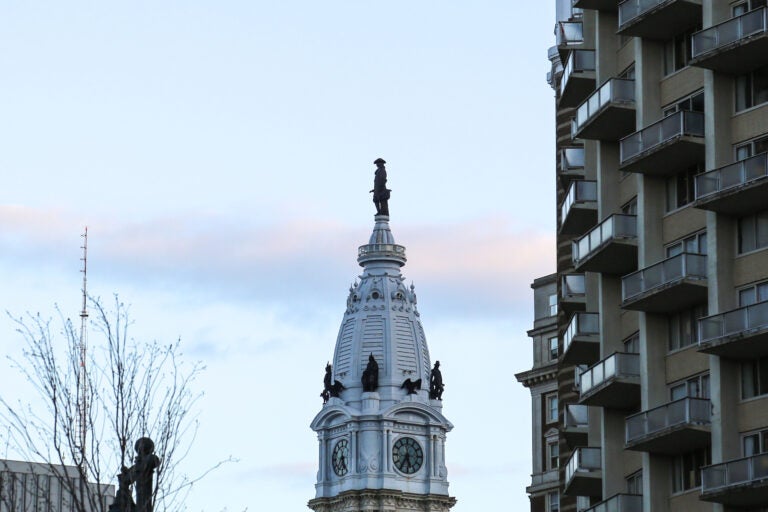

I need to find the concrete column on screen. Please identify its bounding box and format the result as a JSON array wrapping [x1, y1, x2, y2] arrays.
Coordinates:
[[642, 453, 671, 512], [601, 409, 626, 497], [636, 38, 662, 128], [595, 11, 618, 83]]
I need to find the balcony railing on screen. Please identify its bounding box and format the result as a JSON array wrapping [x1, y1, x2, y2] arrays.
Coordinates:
[[572, 78, 635, 135], [573, 214, 637, 266], [561, 50, 596, 96], [584, 494, 643, 512], [619, 0, 666, 26], [702, 453, 768, 495], [620, 110, 704, 165], [699, 300, 768, 345], [625, 397, 711, 445], [565, 447, 601, 484], [563, 274, 586, 299], [622, 253, 707, 302], [692, 7, 768, 59], [695, 152, 768, 200], [557, 21, 584, 46], [565, 403, 589, 429], [560, 147, 585, 175], [580, 352, 640, 397], [561, 180, 597, 224], [573, 364, 589, 393], [563, 312, 599, 354]]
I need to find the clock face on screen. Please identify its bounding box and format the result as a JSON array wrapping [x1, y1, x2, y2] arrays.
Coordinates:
[[332, 439, 349, 476], [392, 437, 423, 474]]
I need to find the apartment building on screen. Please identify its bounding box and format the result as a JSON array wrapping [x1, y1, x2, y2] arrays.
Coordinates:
[[519, 1, 768, 511]]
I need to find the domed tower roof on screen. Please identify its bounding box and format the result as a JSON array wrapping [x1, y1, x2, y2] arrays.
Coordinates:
[[332, 214, 431, 408]]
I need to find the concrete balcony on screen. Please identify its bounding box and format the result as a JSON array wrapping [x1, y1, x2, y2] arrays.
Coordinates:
[[572, 214, 638, 274], [694, 152, 768, 216], [564, 403, 589, 448], [698, 300, 768, 359], [562, 312, 600, 366], [701, 453, 768, 507], [560, 180, 598, 235], [621, 253, 708, 313], [572, 78, 636, 141], [691, 7, 768, 74], [560, 147, 586, 182], [625, 397, 711, 454], [527, 469, 559, 495], [579, 352, 640, 409], [573, 0, 618, 12], [584, 494, 643, 512], [560, 50, 596, 109], [557, 20, 584, 54], [564, 447, 602, 497], [620, 110, 705, 174], [618, 0, 702, 40], [561, 273, 587, 315]]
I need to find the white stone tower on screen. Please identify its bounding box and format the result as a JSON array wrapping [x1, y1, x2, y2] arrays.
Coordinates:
[[309, 208, 455, 512]]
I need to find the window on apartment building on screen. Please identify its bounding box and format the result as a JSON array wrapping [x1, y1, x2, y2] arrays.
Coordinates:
[[735, 134, 768, 160], [666, 164, 703, 212], [622, 198, 638, 215], [736, 64, 768, 112], [546, 394, 558, 423], [670, 373, 710, 400], [733, 0, 767, 16], [663, 27, 701, 75], [626, 470, 643, 494], [739, 281, 768, 306], [671, 447, 710, 493], [742, 356, 768, 399], [666, 230, 707, 257], [668, 304, 708, 351], [547, 491, 560, 512], [663, 90, 705, 117], [549, 293, 558, 317], [549, 336, 559, 361], [624, 332, 640, 354], [547, 439, 559, 470], [738, 210, 768, 253], [743, 428, 768, 456]]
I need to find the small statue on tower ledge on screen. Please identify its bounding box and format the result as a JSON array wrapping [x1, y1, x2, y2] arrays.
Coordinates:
[[430, 361, 444, 400], [361, 353, 379, 392]]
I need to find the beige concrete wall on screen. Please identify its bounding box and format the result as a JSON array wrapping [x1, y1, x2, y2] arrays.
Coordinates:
[[662, 206, 707, 245]]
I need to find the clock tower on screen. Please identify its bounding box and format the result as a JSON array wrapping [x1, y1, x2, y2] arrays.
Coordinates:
[[309, 162, 455, 512]]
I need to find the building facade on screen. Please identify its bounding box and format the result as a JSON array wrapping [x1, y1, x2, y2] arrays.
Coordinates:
[[308, 212, 455, 512], [520, 1, 768, 511], [0, 459, 114, 511]]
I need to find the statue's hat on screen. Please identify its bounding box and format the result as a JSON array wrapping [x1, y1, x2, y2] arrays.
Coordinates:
[[374, 158, 386, 165]]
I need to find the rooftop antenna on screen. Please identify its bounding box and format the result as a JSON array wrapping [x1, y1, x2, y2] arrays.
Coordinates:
[[75, 227, 89, 467]]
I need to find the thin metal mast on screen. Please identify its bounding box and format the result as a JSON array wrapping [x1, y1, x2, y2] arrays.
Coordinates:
[[76, 227, 89, 466]]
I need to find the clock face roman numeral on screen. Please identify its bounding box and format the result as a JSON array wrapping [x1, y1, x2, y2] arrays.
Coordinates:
[[332, 439, 349, 476], [392, 437, 423, 474]]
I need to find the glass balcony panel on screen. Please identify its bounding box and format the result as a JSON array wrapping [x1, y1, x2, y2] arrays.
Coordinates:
[[749, 301, 768, 330], [693, 8, 768, 57], [745, 153, 768, 180], [562, 147, 586, 172], [565, 403, 589, 427], [564, 274, 586, 296], [685, 110, 705, 134], [573, 78, 635, 134], [604, 354, 616, 379], [584, 494, 643, 512], [558, 21, 584, 46], [620, 111, 704, 164]]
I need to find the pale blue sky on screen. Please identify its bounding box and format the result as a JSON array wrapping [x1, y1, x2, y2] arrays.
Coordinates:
[[0, 2, 556, 510]]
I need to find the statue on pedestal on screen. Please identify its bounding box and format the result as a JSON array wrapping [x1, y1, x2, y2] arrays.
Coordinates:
[[361, 354, 379, 392], [370, 158, 390, 216]]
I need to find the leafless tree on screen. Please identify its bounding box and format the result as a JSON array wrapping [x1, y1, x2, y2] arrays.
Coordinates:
[[0, 296, 231, 512]]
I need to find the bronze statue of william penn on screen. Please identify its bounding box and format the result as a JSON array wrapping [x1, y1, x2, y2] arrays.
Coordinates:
[[370, 158, 390, 216]]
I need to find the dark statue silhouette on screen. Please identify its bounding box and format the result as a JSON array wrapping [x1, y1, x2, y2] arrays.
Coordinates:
[[429, 361, 444, 400], [322, 362, 345, 403], [361, 353, 379, 392], [109, 437, 160, 512], [370, 158, 390, 216], [401, 378, 422, 395]]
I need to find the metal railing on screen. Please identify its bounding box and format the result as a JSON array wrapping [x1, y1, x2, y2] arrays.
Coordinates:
[[699, 299, 768, 344], [572, 214, 637, 265], [580, 352, 640, 396], [702, 452, 768, 493], [573, 78, 635, 135], [620, 110, 704, 164], [565, 447, 601, 485], [561, 147, 585, 173], [692, 7, 768, 58], [557, 21, 584, 46], [695, 152, 768, 200], [562, 274, 586, 299], [565, 403, 589, 429], [619, 0, 678, 27], [625, 397, 711, 444], [574, 364, 589, 393], [561, 180, 597, 224], [584, 494, 643, 512], [622, 253, 707, 302], [561, 50, 596, 97], [563, 312, 599, 354]]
